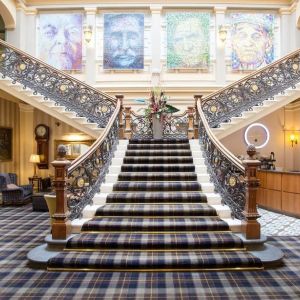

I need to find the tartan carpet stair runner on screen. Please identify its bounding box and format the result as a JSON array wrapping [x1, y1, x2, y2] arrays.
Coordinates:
[[48, 138, 262, 271]]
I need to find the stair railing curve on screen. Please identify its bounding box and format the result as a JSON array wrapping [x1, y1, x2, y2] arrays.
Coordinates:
[[65, 100, 121, 220], [197, 100, 246, 219], [202, 48, 300, 128], [0, 40, 116, 128]]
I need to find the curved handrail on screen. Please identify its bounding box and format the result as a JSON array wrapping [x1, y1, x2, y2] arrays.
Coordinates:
[[202, 48, 300, 127], [197, 100, 246, 219], [66, 100, 121, 219], [0, 39, 116, 127]]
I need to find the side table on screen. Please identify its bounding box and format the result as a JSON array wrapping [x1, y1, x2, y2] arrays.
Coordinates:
[[29, 176, 42, 192]]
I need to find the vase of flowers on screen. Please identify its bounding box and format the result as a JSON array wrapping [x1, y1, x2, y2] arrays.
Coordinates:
[[144, 88, 179, 139]]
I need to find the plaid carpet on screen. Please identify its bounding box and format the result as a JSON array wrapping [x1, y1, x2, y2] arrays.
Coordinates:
[[0, 205, 300, 299], [118, 172, 198, 181]]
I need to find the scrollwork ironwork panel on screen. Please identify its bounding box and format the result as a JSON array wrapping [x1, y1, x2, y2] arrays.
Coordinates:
[[202, 51, 300, 128], [131, 114, 153, 139], [0, 40, 116, 128], [67, 117, 119, 220], [199, 120, 246, 220]]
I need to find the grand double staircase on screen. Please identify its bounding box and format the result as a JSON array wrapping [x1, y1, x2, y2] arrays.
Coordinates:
[[48, 138, 262, 271]]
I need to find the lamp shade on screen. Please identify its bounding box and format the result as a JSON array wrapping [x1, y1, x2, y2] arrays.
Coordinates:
[[29, 154, 40, 163]]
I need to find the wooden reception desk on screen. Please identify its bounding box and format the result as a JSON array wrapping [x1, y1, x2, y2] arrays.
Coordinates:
[[257, 170, 300, 218]]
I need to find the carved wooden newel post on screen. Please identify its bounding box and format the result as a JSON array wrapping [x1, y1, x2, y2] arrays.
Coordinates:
[[115, 94, 124, 139], [193, 95, 202, 138], [242, 145, 261, 239], [124, 106, 132, 139], [51, 145, 71, 240]]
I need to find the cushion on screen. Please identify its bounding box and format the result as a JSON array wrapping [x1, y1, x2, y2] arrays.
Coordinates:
[[6, 183, 19, 190]]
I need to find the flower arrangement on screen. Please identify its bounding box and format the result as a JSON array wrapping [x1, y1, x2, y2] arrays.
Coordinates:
[[143, 88, 179, 120]]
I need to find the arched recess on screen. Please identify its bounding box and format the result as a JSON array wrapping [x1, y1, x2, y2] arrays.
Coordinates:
[[0, 0, 16, 29]]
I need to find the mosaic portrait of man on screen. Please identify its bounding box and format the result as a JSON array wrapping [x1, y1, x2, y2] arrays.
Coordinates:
[[167, 12, 210, 69], [229, 13, 275, 70], [103, 13, 144, 70], [38, 13, 83, 70]]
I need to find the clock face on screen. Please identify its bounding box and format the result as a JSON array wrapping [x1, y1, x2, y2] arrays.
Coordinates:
[[36, 125, 47, 138], [244, 123, 270, 149]]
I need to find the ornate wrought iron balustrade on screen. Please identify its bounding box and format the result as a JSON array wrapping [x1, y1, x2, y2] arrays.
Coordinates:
[[66, 100, 121, 220], [197, 101, 246, 219], [202, 49, 300, 128], [128, 109, 193, 139], [0, 40, 116, 128]]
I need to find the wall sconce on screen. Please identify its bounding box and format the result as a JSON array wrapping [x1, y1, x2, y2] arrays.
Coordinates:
[[218, 25, 228, 42], [290, 134, 298, 147], [83, 24, 93, 43]]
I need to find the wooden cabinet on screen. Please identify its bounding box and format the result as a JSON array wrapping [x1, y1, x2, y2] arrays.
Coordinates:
[[257, 170, 300, 217]]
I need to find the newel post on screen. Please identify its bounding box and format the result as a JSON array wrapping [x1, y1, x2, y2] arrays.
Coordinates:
[[115, 94, 124, 139], [242, 145, 261, 239], [124, 106, 132, 139], [187, 106, 194, 139], [193, 95, 202, 138], [51, 145, 71, 240]]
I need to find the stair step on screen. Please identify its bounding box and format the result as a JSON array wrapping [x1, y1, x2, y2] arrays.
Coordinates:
[[95, 203, 217, 216], [129, 139, 189, 144], [120, 164, 195, 172], [117, 172, 198, 181], [81, 217, 230, 232], [128, 143, 190, 150], [112, 182, 202, 192], [123, 156, 194, 164], [106, 191, 207, 203], [125, 149, 192, 156], [48, 250, 262, 271], [65, 232, 244, 250]]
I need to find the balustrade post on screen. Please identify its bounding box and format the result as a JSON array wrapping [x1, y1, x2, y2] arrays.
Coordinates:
[[124, 106, 132, 140], [115, 94, 124, 139], [51, 145, 71, 240], [242, 145, 261, 239], [187, 106, 195, 139], [193, 95, 202, 138]]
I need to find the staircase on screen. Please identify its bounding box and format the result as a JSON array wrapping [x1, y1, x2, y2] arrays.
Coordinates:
[[212, 84, 300, 140], [48, 138, 262, 271]]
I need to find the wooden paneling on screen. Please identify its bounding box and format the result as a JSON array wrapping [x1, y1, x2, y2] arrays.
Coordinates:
[[282, 192, 300, 216], [265, 190, 282, 211], [282, 174, 300, 194], [257, 171, 267, 188], [266, 172, 282, 190]]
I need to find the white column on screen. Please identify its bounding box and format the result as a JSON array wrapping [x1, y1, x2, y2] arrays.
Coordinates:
[[279, 8, 292, 56], [84, 7, 97, 85], [150, 5, 162, 87], [19, 103, 35, 185], [25, 8, 37, 56], [214, 6, 227, 86], [6, 2, 26, 49]]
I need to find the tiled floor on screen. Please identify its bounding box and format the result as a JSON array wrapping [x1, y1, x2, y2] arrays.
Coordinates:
[[258, 207, 300, 236]]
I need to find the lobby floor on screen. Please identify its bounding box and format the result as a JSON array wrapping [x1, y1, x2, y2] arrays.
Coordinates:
[[258, 208, 300, 236]]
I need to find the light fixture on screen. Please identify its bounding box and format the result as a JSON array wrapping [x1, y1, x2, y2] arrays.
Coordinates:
[[244, 123, 270, 149], [290, 133, 298, 147], [218, 25, 228, 42], [29, 154, 40, 177], [83, 24, 93, 43]]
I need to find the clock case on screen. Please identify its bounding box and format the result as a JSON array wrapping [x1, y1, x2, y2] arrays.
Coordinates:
[[35, 124, 50, 169]]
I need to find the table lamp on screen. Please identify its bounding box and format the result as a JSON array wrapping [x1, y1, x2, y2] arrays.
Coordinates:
[[29, 154, 40, 177]]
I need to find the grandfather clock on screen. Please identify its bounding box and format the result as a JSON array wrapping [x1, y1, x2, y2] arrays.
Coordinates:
[[34, 124, 50, 169]]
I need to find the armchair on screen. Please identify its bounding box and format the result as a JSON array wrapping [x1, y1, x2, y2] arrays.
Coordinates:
[[0, 173, 33, 205]]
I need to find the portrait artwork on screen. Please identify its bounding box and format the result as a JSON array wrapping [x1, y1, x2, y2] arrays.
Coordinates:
[[0, 127, 12, 161], [229, 13, 275, 70], [38, 13, 83, 70], [103, 13, 144, 70], [167, 12, 210, 69]]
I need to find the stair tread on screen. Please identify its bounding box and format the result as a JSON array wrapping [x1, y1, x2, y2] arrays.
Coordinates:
[[121, 164, 195, 172], [65, 232, 244, 250], [125, 150, 192, 156], [48, 250, 262, 270], [95, 203, 217, 216], [81, 217, 229, 232], [129, 139, 189, 144]]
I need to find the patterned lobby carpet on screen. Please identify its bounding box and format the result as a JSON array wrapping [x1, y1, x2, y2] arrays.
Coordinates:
[[0, 205, 300, 299]]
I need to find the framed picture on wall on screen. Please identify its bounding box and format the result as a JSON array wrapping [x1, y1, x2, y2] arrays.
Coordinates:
[[0, 127, 12, 161]]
